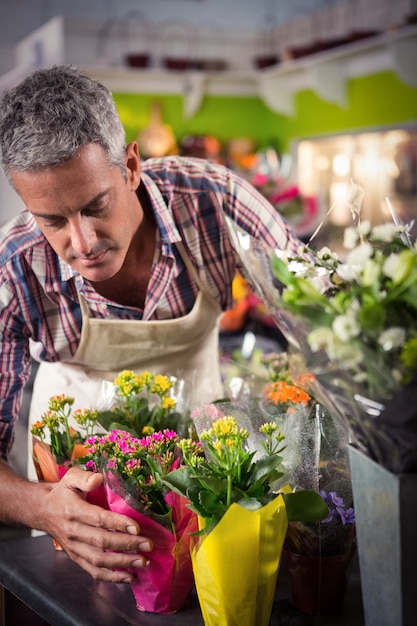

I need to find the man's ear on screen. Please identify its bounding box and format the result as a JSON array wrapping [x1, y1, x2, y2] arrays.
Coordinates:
[[125, 141, 141, 190]]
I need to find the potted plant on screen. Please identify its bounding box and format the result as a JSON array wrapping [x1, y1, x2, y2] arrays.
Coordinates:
[[80, 428, 199, 614], [162, 415, 329, 626], [96, 369, 191, 437]]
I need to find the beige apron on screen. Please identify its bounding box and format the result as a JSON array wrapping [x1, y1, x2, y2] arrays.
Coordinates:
[[28, 241, 223, 478]]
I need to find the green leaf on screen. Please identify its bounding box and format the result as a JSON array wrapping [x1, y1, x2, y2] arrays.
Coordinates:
[[271, 256, 294, 285], [400, 283, 417, 309], [146, 454, 163, 478], [198, 490, 226, 517], [96, 410, 119, 430], [161, 467, 193, 497], [283, 490, 329, 522], [359, 299, 385, 331], [251, 455, 283, 485]]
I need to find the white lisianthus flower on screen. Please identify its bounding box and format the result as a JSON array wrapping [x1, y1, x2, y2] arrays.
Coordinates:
[[317, 247, 339, 262], [347, 242, 373, 267], [378, 327, 406, 351], [371, 223, 398, 243], [357, 220, 371, 237], [332, 313, 361, 342], [336, 263, 361, 282], [382, 253, 400, 279], [307, 327, 335, 353], [343, 226, 359, 250]]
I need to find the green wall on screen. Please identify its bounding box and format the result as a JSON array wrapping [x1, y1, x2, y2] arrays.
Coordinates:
[[114, 70, 417, 153]]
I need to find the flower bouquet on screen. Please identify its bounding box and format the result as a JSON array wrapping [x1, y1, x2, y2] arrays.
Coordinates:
[[225, 187, 417, 475], [30, 394, 100, 481], [281, 403, 356, 615], [30, 395, 107, 547], [96, 369, 192, 438], [81, 428, 199, 614], [253, 352, 356, 614], [162, 415, 328, 626]]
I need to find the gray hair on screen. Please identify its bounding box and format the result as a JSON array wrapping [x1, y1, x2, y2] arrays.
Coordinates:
[[0, 65, 127, 183]]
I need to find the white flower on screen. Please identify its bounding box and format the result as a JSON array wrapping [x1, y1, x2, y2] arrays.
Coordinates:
[[307, 327, 362, 367], [307, 327, 334, 353], [371, 223, 398, 243], [382, 253, 400, 279], [378, 328, 406, 351], [358, 220, 371, 237], [343, 226, 359, 250], [317, 247, 339, 262], [336, 263, 361, 282], [332, 313, 360, 342], [347, 242, 373, 267]]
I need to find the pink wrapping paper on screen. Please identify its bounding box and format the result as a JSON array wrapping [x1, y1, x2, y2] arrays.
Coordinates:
[[105, 485, 198, 614]]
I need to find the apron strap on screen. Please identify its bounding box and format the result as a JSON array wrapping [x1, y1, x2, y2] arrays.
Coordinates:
[[175, 240, 219, 309]]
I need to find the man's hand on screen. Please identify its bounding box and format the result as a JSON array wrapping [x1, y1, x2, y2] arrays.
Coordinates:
[[36, 466, 153, 582]]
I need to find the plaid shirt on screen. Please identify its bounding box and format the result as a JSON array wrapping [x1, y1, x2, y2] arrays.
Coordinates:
[[0, 156, 300, 459]]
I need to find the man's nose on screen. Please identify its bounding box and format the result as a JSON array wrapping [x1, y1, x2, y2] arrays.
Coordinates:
[[69, 219, 97, 255]]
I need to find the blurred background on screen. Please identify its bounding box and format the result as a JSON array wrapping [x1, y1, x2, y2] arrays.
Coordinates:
[[1, 0, 416, 245]]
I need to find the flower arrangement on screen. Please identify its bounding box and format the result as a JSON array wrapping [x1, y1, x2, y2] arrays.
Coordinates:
[[30, 394, 99, 481], [161, 414, 328, 626], [270, 216, 417, 472], [263, 378, 312, 414], [285, 486, 355, 558], [80, 427, 199, 614], [271, 219, 417, 400], [164, 417, 285, 533], [96, 370, 190, 437], [83, 428, 201, 520], [225, 188, 417, 473]]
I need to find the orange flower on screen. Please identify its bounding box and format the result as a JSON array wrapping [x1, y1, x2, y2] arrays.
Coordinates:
[[265, 381, 311, 412]]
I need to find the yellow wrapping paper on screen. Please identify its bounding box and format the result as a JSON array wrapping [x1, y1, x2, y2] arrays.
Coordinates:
[[191, 493, 288, 626]]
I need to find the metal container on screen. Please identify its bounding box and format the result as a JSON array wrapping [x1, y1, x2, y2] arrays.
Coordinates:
[[348, 445, 417, 626]]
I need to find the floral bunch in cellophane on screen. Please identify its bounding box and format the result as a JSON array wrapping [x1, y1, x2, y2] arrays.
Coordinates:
[[256, 351, 356, 559], [162, 415, 328, 626], [96, 369, 191, 438], [281, 402, 355, 558], [30, 394, 100, 481], [225, 185, 417, 474], [30, 394, 107, 548], [80, 428, 199, 614]]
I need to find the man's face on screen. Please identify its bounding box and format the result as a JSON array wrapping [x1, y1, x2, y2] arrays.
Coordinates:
[[11, 143, 142, 283]]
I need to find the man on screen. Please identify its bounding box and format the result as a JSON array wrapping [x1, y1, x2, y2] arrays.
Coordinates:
[[0, 65, 301, 581]]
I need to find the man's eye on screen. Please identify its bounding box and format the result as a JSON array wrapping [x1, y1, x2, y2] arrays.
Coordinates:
[[84, 207, 107, 218], [42, 217, 65, 229]]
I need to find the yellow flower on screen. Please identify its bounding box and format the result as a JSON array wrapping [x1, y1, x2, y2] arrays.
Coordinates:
[[162, 397, 176, 410], [151, 374, 173, 396], [138, 371, 154, 388], [73, 408, 99, 427], [48, 394, 74, 412]]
